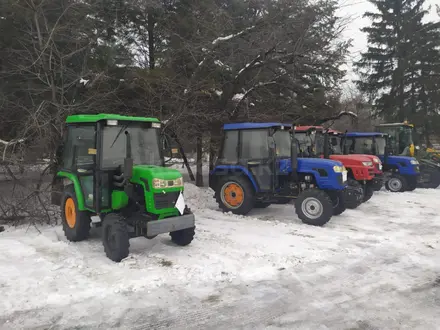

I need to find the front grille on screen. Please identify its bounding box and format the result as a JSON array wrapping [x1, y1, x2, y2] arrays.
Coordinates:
[[154, 192, 180, 209]]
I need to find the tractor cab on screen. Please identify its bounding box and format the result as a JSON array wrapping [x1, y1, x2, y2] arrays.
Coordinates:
[[343, 132, 420, 192], [375, 122, 440, 189], [53, 114, 196, 262], [375, 122, 415, 157], [210, 122, 348, 226]]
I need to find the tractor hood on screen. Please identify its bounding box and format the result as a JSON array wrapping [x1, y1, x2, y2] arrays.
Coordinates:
[[329, 154, 374, 166], [279, 157, 344, 173], [132, 165, 182, 181], [380, 155, 418, 166], [130, 165, 183, 192]]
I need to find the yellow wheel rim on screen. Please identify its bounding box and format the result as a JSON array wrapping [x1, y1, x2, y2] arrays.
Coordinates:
[[65, 198, 76, 229]]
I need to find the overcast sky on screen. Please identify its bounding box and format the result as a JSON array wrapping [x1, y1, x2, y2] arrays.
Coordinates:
[[337, 0, 439, 92]]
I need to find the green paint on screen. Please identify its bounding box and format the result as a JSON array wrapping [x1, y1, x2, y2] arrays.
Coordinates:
[[66, 113, 160, 124], [56, 171, 88, 211], [130, 164, 184, 217], [111, 190, 129, 210]]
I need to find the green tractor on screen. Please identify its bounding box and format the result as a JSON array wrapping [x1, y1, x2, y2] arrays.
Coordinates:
[[375, 122, 440, 189], [52, 114, 196, 262]]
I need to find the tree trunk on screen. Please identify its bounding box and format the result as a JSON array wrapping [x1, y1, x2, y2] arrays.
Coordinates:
[[147, 11, 155, 70], [196, 133, 204, 187], [209, 133, 215, 172]]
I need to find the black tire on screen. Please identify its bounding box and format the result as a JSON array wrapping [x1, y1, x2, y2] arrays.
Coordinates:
[[295, 189, 333, 226], [61, 185, 91, 242], [170, 226, 195, 246], [345, 179, 364, 209], [102, 213, 130, 262], [215, 176, 255, 215], [363, 183, 374, 202], [418, 169, 440, 189], [328, 190, 346, 215], [254, 201, 271, 208], [385, 174, 407, 192], [406, 176, 418, 191]]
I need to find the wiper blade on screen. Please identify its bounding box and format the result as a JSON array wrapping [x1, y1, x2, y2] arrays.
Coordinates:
[[110, 125, 128, 148]]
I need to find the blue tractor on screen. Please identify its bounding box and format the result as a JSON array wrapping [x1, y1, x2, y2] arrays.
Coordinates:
[[342, 132, 420, 192], [209, 123, 349, 226]]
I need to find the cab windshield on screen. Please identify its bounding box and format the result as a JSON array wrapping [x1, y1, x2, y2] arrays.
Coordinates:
[[344, 136, 385, 155], [102, 125, 163, 168]]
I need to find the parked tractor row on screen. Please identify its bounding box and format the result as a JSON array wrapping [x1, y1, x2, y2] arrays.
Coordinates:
[[51, 114, 439, 263]]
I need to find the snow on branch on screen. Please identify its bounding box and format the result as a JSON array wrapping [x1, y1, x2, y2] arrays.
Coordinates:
[[230, 77, 283, 117], [212, 26, 255, 45], [1, 138, 26, 161]]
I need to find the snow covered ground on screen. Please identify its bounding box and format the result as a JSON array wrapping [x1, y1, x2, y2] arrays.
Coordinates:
[[1, 185, 440, 329]]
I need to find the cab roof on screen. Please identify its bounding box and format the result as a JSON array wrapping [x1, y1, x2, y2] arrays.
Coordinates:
[[345, 132, 386, 137], [376, 122, 414, 128], [293, 125, 323, 132], [66, 113, 160, 124], [223, 122, 287, 130]]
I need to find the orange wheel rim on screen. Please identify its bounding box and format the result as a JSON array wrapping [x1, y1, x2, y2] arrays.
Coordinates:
[[65, 198, 76, 229], [222, 183, 244, 208]]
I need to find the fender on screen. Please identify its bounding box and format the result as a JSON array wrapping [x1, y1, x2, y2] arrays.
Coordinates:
[[56, 171, 88, 211], [210, 165, 259, 192]]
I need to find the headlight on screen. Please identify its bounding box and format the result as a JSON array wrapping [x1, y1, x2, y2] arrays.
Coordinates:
[[333, 165, 344, 173], [362, 161, 373, 167], [152, 177, 184, 189], [410, 159, 419, 165], [373, 157, 380, 163]]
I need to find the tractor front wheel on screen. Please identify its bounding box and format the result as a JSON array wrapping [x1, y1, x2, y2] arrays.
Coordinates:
[[216, 176, 255, 215], [170, 226, 195, 246], [385, 174, 407, 192], [363, 183, 374, 202], [102, 213, 130, 262], [345, 179, 364, 209], [295, 189, 333, 226], [61, 185, 91, 242]]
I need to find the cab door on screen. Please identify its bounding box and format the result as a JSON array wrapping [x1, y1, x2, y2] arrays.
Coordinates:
[[61, 124, 97, 211], [239, 129, 274, 192]]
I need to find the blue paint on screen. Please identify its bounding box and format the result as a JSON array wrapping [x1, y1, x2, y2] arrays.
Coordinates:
[[223, 122, 285, 130], [379, 155, 419, 176], [210, 165, 259, 191], [278, 158, 346, 190], [345, 132, 385, 137]]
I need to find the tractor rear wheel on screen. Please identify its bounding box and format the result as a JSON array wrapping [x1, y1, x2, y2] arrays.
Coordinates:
[[61, 185, 91, 242], [385, 174, 407, 192], [102, 213, 130, 262], [295, 189, 333, 226], [216, 176, 255, 215]]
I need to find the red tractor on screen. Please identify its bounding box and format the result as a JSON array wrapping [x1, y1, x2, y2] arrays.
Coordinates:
[[294, 126, 384, 208]]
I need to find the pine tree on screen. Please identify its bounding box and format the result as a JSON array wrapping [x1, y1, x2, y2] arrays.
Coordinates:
[[355, 0, 440, 127]]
